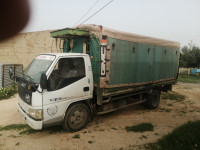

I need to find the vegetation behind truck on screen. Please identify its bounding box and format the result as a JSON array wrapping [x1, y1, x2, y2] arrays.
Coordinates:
[[14, 25, 180, 131]]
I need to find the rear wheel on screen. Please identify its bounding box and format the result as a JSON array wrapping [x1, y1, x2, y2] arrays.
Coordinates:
[[63, 103, 90, 132], [144, 89, 161, 109]]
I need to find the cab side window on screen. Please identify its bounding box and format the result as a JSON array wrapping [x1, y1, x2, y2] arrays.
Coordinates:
[[47, 57, 85, 91]]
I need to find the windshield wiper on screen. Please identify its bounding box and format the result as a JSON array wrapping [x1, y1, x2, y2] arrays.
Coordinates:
[[23, 73, 42, 93]]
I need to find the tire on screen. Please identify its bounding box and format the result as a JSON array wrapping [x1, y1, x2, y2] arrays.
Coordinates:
[[143, 89, 161, 109], [63, 103, 90, 132]]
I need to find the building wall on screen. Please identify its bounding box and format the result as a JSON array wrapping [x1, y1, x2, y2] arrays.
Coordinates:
[[0, 30, 60, 69]]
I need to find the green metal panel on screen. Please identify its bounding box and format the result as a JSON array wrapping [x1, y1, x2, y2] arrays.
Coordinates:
[[63, 37, 85, 53], [108, 38, 155, 84], [89, 36, 100, 85], [63, 40, 69, 52], [153, 45, 162, 81], [108, 38, 137, 84], [159, 46, 178, 79], [170, 47, 179, 77], [137, 43, 154, 82], [108, 37, 179, 85], [50, 28, 89, 38], [72, 37, 84, 53]]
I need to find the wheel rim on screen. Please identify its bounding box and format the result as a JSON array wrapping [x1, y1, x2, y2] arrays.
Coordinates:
[[70, 110, 85, 125], [67, 106, 88, 130]]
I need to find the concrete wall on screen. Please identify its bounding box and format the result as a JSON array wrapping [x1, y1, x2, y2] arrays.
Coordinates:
[[0, 30, 60, 69]]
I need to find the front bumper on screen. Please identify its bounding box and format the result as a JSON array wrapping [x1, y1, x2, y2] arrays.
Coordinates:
[[18, 103, 43, 130]]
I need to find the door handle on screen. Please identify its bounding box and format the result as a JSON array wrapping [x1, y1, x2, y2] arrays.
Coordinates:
[[83, 86, 89, 92]]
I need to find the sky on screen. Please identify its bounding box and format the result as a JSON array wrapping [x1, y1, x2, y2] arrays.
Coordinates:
[[23, 0, 200, 47]]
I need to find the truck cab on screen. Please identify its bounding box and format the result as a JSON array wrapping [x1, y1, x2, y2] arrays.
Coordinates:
[[17, 53, 93, 131]]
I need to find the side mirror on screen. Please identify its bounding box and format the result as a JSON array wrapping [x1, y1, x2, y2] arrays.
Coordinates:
[[40, 73, 47, 89], [9, 66, 15, 80]]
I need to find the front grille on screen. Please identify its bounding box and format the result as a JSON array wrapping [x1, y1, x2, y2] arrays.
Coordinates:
[[18, 80, 32, 105]]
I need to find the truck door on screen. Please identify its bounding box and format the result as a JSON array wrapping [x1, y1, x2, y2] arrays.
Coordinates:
[[42, 57, 90, 106]]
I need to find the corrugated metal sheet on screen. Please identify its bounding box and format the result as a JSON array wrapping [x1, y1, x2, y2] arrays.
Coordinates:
[[0, 64, 23, 88], [15, 65, 23, 78], [3, 65, 14, 88]]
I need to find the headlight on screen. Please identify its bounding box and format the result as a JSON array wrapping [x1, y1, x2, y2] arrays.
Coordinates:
[[29, 109, 43, 120]]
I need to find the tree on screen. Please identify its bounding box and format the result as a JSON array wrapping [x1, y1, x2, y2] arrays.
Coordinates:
[[180, 45, 200, 68]]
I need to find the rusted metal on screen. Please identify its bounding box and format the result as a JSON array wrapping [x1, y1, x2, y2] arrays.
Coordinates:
[[50, 28, 90, 38], [102, 79, 176, 98], [100, 77, 176, 89], [1, 64, 23, 88], [97, 99, 146, 115], [2, 65, 4, 88]]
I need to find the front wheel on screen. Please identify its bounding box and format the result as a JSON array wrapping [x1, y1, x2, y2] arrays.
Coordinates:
[[63, 103, 90, 132], [143, 89, 161, 109]]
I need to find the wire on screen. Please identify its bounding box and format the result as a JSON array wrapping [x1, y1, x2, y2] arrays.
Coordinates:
[[74, 0, 99, 26], [80, 0, 114, 25]]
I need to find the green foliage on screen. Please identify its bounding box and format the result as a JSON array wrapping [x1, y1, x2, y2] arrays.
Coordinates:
[[178, 75, 200, 83], [180, 46, 200, 68], [88, 141, 94, 144], [0, 124, 28, 131], [19, 125, 64, 135], [19, 129, 39, 135], [111, 127, 117, 130], [125, 123, 154, 133], [161, 91, 185, 101], [0, 84, 17, 100], [151, 121, 200, 150], [72, 134, 80, 139], [8, 135, 19, 138], [0, 124, 64, 135]]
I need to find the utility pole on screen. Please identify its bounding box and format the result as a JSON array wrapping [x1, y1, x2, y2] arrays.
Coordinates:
[[188, 40, 195, 50]]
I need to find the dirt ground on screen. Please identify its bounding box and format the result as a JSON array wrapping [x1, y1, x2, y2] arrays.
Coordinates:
[[0, 82, 200, 150]]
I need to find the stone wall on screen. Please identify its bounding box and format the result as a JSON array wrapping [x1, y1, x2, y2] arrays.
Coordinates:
[[0, 30, 60, 69]]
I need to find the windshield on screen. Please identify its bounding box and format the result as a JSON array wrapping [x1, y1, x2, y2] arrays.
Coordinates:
[[24, 55, 55, 83]]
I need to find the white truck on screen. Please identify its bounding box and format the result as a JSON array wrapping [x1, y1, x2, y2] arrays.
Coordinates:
[[15, 53, 93, 131], [10, 25, 180, 131]]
